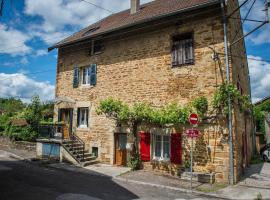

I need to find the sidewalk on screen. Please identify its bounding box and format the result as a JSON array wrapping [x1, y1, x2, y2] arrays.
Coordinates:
[[215, 163, 270, 200], [0, 146, 36, 161], [3, 147, 270, 200]]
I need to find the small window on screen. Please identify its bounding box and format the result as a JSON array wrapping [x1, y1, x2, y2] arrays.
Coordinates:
[[93, 40, 103, 54], [77, 107, 89, 128], [152, 134, 170, 161], [80, 64, 97, 86], [89, 40, 104, 55], [81, 67, 91, 85], [172, 33, 194, 67]]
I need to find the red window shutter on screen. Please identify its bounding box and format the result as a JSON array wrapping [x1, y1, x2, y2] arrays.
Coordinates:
[[170, 133, 182, 164], [140, 131, 150, 161]]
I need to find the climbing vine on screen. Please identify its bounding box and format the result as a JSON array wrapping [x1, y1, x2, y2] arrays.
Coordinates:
[[212, 83, 252, 115]]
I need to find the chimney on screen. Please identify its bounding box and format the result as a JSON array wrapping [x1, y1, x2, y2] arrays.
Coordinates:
[[130, 0, 140, 14]]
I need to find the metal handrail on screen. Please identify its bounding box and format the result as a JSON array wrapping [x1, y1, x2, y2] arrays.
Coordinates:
[[71, 131, 85, 161]]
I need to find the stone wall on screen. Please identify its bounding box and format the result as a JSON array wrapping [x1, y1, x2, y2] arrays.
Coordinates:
[[54, 7, 249, 182], [226, 0, 254, 182]]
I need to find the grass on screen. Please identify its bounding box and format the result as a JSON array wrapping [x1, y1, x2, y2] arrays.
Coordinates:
[[196, 182, 228, 193], [250, 156, 263, 165]]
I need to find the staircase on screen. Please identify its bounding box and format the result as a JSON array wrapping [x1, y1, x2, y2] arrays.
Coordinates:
[[62, 134, 99, 167]]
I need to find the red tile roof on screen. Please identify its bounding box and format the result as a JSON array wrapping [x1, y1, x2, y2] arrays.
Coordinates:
[[49, 0, 219, 50]]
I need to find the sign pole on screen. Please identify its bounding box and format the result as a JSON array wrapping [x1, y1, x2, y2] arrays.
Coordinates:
[[190, 126, 193, 192]]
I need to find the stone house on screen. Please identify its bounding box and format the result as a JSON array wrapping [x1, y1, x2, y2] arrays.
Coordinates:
[[49, 0, 253, 183]]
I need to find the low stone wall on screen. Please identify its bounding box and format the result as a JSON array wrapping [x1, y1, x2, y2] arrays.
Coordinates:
[[0, 136, 36, 152]]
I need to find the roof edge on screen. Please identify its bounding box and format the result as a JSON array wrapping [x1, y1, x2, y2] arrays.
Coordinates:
[[48, 0, 220, 51]]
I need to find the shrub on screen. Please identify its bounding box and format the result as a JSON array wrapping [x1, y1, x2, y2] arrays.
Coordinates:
[[128, 151, 141, 171]]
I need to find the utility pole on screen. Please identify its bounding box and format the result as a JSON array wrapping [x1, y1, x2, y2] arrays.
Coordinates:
[[0, 0, 4, 17], [221, 0, 234, 185]]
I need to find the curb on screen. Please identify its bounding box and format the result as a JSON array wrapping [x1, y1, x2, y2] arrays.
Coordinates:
[[114, 177, 229, 199]]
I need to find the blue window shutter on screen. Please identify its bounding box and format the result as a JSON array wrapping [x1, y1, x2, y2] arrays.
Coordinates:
[[90, 64, 97, 86], [73, 67, 79, 88]]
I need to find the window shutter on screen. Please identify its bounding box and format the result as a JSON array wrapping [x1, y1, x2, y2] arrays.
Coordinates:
[[140, 131, 150, 161], [90, 64, 97, 86], [185, 39, 194, 64], [77, 108, 80, 127], [58, 109, 61, 122], [170, 133, 182, 164], [73, 67, 80, 88], [86, 108, 89, 127]]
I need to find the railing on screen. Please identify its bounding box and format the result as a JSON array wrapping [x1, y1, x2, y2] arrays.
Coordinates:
[[38, 123, 65, 140], [70, 132, 85, 161]]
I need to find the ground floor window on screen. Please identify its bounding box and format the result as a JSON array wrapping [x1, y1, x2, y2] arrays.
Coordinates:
[[152, 134, 170, 161], [77, 107, 89, 128]]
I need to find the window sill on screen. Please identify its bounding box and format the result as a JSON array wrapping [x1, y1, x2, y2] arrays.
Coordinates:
[[171, 62, 195, 68], [152, 158, 170, 163], [76, 127, 90, 131], [79, 85, 95, 89]]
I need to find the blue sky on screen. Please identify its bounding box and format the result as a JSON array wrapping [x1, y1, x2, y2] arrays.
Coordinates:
[[0, 0, 269, 103]]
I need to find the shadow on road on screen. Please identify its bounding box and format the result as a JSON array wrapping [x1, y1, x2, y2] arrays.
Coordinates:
[[0, 159, 139, 200]]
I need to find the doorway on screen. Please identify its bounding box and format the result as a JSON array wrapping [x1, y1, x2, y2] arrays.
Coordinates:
[[59, 108, 73, 139], [114, 133, 127, 166]]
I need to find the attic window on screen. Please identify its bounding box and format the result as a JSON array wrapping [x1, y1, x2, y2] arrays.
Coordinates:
[[83, 27, 100, 37], [172, 33, 194, 67], [89, 40, 104, 56]]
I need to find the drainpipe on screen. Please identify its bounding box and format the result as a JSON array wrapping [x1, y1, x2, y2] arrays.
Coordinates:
[[221, 0, 234, 185]]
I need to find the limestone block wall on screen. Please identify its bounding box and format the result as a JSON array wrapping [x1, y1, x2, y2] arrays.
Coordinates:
[[53, 10, 249, 182]]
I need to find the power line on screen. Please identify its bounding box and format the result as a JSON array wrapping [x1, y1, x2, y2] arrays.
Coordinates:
[[0, 69, 55, 81], [79, 0, 114, 14]]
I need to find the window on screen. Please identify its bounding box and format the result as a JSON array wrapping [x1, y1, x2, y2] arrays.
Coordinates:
[[76, 64, 97, 87], [89, 40, 104, 55], [82, 67, 91, 85], [77, 107, 89, 128], [152, 134, 170, 161], [172, 33, 194, 67]]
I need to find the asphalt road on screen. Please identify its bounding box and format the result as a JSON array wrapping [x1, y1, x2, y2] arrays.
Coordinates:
[[0, 150, 218, 200]]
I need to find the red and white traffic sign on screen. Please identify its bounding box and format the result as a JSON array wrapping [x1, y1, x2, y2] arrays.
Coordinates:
[[186, 129, 200, 138], [189, 113, 199, 125]]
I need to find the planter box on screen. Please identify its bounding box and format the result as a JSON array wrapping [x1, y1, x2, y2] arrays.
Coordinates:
[[181, 172, 215, 184]]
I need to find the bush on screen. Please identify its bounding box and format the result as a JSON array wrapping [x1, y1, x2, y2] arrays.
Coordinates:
[[4, 122, 38, 141], [0, 115, 9, 132], [128, 152, 141, 171]]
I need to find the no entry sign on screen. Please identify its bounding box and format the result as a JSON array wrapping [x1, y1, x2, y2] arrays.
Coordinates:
[[187, 129, 200, 138], [189, 113, 199, 125]]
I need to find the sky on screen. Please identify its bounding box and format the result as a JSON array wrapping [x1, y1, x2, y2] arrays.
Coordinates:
[[0, 0, 269, 103]]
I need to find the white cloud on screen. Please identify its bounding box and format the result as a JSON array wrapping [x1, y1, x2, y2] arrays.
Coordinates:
[[24, 0, 153, 44], [248, 55, 270, 102], [0, 73, 55, 102], [0, 24, 32, 56], [20, 57, 29, 65], [35, 49, 48, 57]]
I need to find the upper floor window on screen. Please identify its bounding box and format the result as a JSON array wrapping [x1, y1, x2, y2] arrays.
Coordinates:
[[172, 33, 194, 67], [89, 40, 104, 56], [73, 64, 97, 88]]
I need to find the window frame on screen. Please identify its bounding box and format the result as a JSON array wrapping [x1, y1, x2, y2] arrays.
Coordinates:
[[77, 107, 89, 128], [171, 32, 195, 67], [151, 133, 171, 162]]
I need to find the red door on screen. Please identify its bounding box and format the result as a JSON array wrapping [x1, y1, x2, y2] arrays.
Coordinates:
[[140, 131, 150, 161]]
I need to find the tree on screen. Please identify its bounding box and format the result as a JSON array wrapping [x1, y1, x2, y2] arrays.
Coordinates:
[[24, 95, 42, 132], [97, 97, 192, 169]]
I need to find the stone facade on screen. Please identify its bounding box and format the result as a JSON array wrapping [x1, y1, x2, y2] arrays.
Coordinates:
[[54, 2, 253, 183]]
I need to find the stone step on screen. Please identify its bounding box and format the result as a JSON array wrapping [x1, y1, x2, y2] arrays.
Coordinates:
[[81, 159, 99, 167], [79, 155, 97, 162], [67, 146, 84, 151]]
